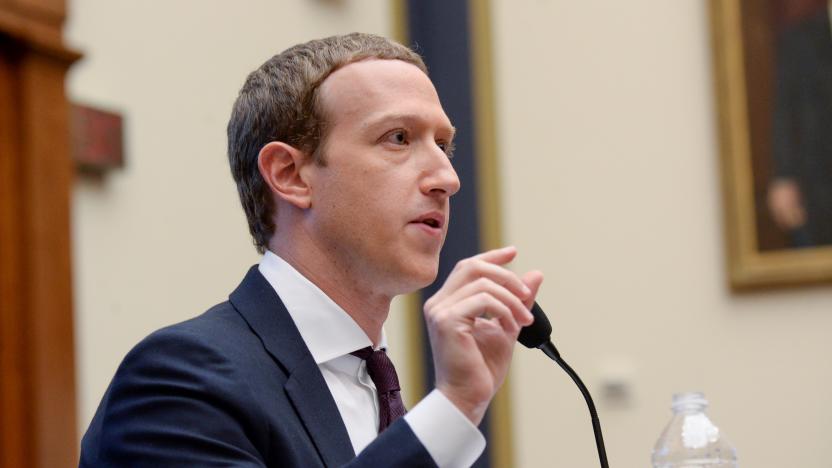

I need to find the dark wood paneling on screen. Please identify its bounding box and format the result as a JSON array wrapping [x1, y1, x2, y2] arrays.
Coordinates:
[[20, 48, 78, 468], [7, 0, 64, 24], [0, 0, 79, 465], [0, 38, 29, 468]]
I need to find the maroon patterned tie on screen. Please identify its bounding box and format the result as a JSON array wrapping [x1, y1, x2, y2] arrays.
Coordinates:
[[350, 347, 407, 432]]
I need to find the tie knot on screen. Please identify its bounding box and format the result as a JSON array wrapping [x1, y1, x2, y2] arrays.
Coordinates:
[[350, 347, 400, 394], [349, 346, 406, 432]]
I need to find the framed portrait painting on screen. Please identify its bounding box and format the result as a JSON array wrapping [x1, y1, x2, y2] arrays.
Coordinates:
[[710, 0, 832, 288]]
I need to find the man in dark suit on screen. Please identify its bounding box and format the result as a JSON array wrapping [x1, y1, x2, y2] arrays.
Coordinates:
[[768, 3, 832, 247], [80, 33, 543, 467]]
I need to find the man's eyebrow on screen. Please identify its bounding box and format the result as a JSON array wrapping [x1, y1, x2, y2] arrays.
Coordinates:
[[362, 112, 456, 137]]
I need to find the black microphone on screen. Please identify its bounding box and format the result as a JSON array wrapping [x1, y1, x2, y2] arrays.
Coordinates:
[[519, 302, 609, 468]]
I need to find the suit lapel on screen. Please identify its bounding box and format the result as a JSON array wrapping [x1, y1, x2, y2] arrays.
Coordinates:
[[229, 266, 355, 467], [284, 365, 356, 467]]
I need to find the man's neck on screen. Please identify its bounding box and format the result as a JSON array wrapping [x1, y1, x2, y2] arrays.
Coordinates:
[[269, 244, 391, 347]]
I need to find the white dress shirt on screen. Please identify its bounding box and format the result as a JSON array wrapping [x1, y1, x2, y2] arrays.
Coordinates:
[[259, 251, 485, 467]]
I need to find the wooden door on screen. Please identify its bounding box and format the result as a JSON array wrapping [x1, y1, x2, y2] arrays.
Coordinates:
[[0, 1, 80, 467]]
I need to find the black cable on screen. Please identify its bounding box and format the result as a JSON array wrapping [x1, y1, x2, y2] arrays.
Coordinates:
[[540, 341, 609, 468]]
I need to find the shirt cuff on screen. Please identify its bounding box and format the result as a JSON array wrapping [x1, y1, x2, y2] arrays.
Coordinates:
[[403, 389, 486, 468]]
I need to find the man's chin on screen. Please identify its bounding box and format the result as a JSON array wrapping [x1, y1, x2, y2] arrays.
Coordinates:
[[397, 261, 439, 293]]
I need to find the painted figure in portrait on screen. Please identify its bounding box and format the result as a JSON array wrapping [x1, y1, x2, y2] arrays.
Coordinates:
[[767, 0, 832, 248], [740, 0, 832, 252]]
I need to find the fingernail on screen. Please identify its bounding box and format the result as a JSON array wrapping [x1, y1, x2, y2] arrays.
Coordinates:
[[522, 284, 531, 295]]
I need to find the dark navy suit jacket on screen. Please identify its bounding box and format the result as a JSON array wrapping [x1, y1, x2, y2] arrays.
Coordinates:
[[80, 266, 437, 467]]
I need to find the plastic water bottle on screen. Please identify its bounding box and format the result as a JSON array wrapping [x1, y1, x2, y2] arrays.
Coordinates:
[[651, 392, 738, 467]]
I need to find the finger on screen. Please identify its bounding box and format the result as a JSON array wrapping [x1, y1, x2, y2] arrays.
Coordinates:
[[520, 270, 544, 310], [454, 292, 519, 336], [447, 259, 531, 300], [428, 248, 526, 308], [471, 316, 511, 351], [471, 316, 517, 378], [470, 246, 517, 265], [471, 316, 515, 352], [438, 277, 532, 326]]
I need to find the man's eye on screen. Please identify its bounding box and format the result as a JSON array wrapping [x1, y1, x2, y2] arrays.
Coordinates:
[[438, 140, 456, 158], [385, 130, 408, 145]]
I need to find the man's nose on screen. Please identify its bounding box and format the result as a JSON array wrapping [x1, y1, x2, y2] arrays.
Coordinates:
[[420, 144, 461, 198]]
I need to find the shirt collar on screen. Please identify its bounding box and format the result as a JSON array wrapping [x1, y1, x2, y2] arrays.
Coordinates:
[[258, 250, 387, 364]]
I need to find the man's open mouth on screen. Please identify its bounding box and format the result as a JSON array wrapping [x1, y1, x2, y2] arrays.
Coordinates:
[[412, 212, 444, 229]]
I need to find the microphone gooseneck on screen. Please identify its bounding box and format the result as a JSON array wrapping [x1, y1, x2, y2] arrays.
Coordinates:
[[520, 303, 609, 468]]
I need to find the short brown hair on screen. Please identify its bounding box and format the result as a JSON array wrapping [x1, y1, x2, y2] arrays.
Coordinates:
[[227, 33, 427, 253]]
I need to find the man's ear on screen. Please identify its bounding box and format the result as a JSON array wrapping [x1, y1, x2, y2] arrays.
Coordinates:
[[257, 141, 312, 209]]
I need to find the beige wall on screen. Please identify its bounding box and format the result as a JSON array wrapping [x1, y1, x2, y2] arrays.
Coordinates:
[[66, 1, 832, 467], [494, 1, 832, 467]]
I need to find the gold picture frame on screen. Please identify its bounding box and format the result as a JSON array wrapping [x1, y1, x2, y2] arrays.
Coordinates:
[[710, 0, 832, 289]]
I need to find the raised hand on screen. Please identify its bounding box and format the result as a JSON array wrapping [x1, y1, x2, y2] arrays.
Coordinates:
[[424, 246, 543, 424]]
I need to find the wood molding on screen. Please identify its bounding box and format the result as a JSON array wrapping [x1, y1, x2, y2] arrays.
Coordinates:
[[468, 0, 515, 465], [0, 4, 77, 61], [0, 0, 80, 466]]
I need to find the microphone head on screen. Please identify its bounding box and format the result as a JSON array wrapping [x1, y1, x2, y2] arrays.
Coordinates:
[[518, 302, 552, 349]]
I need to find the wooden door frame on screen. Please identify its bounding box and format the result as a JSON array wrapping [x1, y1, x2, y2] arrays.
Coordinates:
[[0, 1, 80, 467]]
